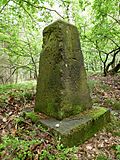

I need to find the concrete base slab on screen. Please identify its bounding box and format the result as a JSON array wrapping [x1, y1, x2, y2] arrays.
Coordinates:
[[39, 107, 110, 147]]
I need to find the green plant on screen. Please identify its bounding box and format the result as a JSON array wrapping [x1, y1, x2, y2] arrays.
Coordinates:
[[0, 135, 78, 160], [14, 116, 25, 125], [112, 100, 120, 110], [39, 149, 55, 160], [116, 145, 120, 159], [100, 83, 110, 92], [25, 111, 39, 123], [0, 81, 36, 106], [55, 142, 78, 160], [88, 79, 99, 93], [112, 145, 120, 160], [0, 135, 39, 159], [96, 154, 108, 160], [105, 114, 120, 133], [104, 98, 120, 110]]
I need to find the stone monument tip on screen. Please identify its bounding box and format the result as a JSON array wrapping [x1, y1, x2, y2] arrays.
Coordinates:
[[43, 20, 77, 33]]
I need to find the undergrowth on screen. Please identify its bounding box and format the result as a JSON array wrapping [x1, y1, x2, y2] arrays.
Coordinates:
[[0, 77, 120, 159], [0, 134, 77, 160], [0, 81, 36, 106]]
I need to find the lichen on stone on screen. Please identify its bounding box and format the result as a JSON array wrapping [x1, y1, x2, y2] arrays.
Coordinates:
[[35, 20, 92, 120]]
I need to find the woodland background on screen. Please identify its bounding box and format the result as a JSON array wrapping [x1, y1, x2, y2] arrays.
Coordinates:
[[0, 0, 120, 160], [0, 0, 120, 84]]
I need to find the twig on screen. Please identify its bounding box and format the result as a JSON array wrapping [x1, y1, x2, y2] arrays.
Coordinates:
[[106, 37, 120, 47], [21, 4, 35, 22], [3, 119, 12, 129]]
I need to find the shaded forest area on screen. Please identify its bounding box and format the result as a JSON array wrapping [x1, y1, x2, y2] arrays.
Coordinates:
[[0, 0, 120, 159], [0, 0, 120, 83]]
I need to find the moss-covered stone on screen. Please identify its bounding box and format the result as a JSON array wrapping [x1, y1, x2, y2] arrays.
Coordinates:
[[39, 107, 110, 147], [35, 20, 92, 120]]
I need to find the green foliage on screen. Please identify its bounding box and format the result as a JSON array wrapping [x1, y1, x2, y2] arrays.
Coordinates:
[[112, 100, 120, 110], [88, 79, 99, 93], [0, 0, 43, 82], [104, 98, 120, 110], [0, 1, 120, 158], [0, 135, 39, 159], [105, 114, 120, 136], [112, 145, 120, 159], [96, 154, 108, 160], [56, 143, 78, 160], [25, 112, 39, 123], [116, 145, 120, 159], [14, 116, 25, 125], [0, 0, 120, 81], [0, 81, 36, 93], [0, 81, 36, 105], [0, 0, 8, 6], [0, 135, 78, 159]]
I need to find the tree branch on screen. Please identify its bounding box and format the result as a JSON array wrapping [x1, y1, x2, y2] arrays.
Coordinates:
[[23, 0, 64, 19], [109, 62, 120, 75], [5, 65, 35, 83], [105, 36, 120, 48], [21, 4, 35, 22], [105, 48, 120, 72], [108, 14, 120, 25], [108, 47, 120, 55], [0, 0, 10, 13]]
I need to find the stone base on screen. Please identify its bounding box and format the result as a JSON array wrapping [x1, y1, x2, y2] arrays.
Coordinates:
[[39, 107, 110, 147]]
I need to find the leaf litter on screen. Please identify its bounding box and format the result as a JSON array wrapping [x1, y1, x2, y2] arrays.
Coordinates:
[[0, 74, 120, 159]]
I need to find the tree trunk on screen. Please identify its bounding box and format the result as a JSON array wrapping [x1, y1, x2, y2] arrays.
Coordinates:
[[105, 50, 118, 72], [109, 62, 120, 75]]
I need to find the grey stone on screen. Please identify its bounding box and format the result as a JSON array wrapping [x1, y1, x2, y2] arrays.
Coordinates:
[[38, 107, 110, 147], [35, 20, 92, 120], [35, 20, 110, 147]]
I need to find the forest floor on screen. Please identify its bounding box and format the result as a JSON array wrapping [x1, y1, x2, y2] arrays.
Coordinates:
[[0, 74, 120, 160]]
